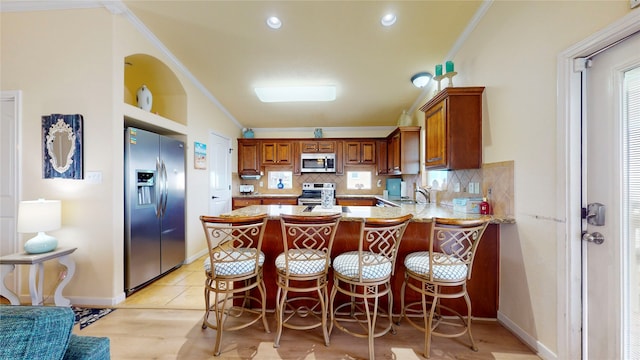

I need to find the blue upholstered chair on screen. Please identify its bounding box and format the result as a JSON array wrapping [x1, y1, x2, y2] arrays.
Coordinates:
[[0, 305, 110, 360]]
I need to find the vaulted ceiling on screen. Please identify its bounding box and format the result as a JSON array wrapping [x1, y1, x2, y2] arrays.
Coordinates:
[[122, 1, 485, 129]]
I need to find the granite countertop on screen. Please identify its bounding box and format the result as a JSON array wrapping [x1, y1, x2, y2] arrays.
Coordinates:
[[223, 204, 515, 224], [234, 193, 299, 198]]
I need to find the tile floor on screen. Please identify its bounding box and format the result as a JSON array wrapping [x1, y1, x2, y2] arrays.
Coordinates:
[[118, 255, 206, 310]]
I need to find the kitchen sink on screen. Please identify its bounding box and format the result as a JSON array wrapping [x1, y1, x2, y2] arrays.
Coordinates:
[[302, 205, 350, 213]]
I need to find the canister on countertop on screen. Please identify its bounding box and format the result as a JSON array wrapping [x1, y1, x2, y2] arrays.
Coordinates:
[[386, 178, 401, 197], [452, 197, 483, 214]]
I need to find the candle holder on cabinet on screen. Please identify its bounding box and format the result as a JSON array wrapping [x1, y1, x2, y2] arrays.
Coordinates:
[[434, 71, 458, 92]]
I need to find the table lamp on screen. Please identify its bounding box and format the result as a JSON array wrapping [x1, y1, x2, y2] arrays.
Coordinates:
[[17, 199, 61, 254]]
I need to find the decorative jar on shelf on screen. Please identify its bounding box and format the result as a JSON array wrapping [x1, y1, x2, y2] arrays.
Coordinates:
[[136, 85, 153, 112], [243, 128, 254, 138]]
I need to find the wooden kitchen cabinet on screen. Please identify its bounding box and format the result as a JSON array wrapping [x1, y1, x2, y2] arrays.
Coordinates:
[[261, 141, 293, 165], [232, 196, 297, 209], [420, 87, 485, 170], [336, 198, 377, 206], [237, 139, 261, 176], [300, 140, 335, 153], [387, 126, 420, 175], [232, 197, 262, 209], [376, 139, 388, 175], [261, 197, 297, 206], [344, 140, 376, 165]]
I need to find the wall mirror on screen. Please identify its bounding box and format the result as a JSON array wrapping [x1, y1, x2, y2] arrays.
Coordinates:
[[42, 114, 83, 179]]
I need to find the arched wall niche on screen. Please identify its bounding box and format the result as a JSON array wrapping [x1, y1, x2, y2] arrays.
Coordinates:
[[124, 53, 187, 125]]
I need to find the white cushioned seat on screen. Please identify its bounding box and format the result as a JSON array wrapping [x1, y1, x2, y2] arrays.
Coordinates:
[[275, 249, 327, 275], [204, 249, 265, 276], [404, 251, 468, 281], [332, 251, 391, 280]]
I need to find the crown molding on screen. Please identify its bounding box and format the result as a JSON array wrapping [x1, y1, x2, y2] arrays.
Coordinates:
[[1, 0, 243, 129], [0, 1, 102, 13]]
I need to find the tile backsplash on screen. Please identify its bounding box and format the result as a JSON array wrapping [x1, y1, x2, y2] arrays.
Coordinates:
[[432, 160, 514, 217], [233, 160, 514, 217]]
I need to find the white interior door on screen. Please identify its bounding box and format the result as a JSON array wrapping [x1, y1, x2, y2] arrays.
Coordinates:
[[208, 131, 231, 216], [584, 32, 640, 359], [0, 91, 20, 256]]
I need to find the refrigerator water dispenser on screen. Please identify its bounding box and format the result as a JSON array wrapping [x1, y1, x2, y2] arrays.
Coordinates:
[[136, 170, 155, 205]]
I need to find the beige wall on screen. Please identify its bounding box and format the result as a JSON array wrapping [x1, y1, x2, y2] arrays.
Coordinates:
[[1, 8, 242, 305], [444, 1, 632, 355], [1, 1, 636, 356]]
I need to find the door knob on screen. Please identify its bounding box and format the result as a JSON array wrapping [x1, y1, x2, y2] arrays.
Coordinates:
[[582, 231, 605, 245]]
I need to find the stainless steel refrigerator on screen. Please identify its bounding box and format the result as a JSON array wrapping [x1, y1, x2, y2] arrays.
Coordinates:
[[124, 127, 185, 295]]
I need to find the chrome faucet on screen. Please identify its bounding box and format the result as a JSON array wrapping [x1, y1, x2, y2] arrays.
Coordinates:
[[415, 186, 431, 204]]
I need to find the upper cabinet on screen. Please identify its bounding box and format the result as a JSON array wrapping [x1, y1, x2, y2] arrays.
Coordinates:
[[300, 140, 336, 153], [123, 54, 187, 134], [238, 139, 261, 176], [386, 126, 420, 175], [376, 139, 388, 175], [420, 87, 485, 170], [344, 140, 376, 165], [261, 141, 293, 165]]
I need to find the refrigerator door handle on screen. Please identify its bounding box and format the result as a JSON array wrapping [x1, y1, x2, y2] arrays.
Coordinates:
[[155, 157, 163, 218], [161, 160, 168, 217]]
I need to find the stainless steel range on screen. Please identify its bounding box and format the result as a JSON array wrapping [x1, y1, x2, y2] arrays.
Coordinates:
[[297, 182, 336, 206]]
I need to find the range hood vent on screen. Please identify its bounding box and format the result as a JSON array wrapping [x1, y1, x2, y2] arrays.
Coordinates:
[[240, 174, 261, 180]]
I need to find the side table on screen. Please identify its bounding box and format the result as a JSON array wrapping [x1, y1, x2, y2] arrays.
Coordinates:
[[0, 247, 77, 306]]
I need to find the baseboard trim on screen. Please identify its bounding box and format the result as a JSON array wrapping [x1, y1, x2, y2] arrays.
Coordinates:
[[497, 311, 557, 360]]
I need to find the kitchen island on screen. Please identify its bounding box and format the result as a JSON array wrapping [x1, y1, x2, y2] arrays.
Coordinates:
[[218, 204, 505, 318]]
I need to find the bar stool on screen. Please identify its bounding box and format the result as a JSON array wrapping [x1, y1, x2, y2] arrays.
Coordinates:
[[199, 214, 270, 357], [273, 213, 342, 348], [399, 217, 489, 358], [329, 214, 413, 360]]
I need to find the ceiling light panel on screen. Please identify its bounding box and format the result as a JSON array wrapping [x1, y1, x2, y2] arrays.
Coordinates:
[[255, 86, 336, 103]]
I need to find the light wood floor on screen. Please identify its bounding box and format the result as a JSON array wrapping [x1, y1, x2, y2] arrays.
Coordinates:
[[75, 256, 541, 359]]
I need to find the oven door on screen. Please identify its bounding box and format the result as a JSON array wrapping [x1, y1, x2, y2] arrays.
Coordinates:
[[297, 198, 322, 206]]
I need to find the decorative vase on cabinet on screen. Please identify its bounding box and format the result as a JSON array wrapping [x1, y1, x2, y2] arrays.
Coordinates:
[[243, 128, 255, 138], [136, 85, 153, 112]]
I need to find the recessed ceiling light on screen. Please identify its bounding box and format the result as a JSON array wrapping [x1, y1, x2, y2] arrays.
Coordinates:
[[411, 72, 433, 88], [380, 13, 396, 27], [254, 86, 336, 103], [266, 16, 282, 29]]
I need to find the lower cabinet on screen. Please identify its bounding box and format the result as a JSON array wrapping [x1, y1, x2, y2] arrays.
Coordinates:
[[261, 197, 297, 206], [336, 198, 377, 206], [232, 197, 297, 209], [232, 198, 261, 210]]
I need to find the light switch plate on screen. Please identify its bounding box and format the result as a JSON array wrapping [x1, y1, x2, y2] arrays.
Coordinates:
[[86, 171, 102, 184]]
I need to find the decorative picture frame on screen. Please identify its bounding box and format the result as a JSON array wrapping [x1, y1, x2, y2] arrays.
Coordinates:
[[194, 141, 207, 169], [42, 114, 83, 179]]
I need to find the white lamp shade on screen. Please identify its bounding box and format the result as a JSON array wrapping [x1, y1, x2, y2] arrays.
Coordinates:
[[17, 199, 61, 233], [17, 199, 61, 253]]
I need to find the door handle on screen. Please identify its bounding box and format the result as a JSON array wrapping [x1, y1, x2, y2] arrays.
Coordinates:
[[582, 231, 605, 245]]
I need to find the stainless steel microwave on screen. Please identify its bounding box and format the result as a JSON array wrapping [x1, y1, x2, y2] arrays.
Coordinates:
[[301, 153, 336, 173]]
